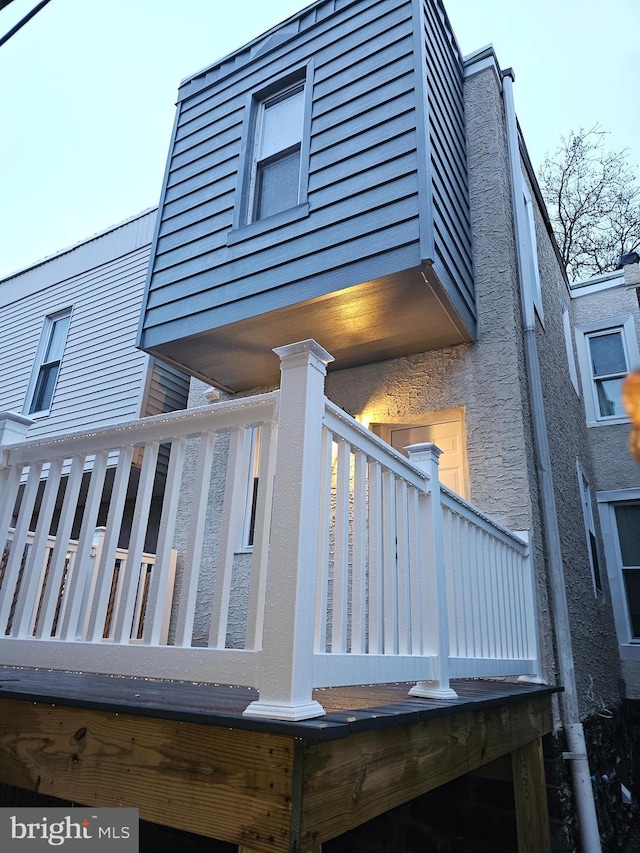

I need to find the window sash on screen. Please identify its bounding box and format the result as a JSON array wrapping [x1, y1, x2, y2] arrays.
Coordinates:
[[26, 310, 71, 415], [249, 83, 304, 223], [575, 316, 638, 425]]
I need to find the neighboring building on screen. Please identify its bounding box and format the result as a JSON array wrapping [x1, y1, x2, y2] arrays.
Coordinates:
[[0, 1, 634, 850], [0, 208, 189, 441], [570, 259, 640, 699], [0, 208, 190, 545]]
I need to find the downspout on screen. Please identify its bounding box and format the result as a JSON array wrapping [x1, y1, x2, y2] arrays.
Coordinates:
[[501, 68, 602, 853]]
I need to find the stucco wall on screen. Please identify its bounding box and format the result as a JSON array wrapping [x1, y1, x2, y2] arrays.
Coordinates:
[[527, 172, 622, 712], [170, 380, 253, 649]]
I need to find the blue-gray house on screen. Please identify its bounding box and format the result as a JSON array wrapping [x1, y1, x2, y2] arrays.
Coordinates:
[[138, 0, 474, 391]]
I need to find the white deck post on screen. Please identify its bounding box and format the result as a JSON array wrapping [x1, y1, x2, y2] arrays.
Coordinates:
[[405, 442, 458, 700], [243, 340, 334, 721], [0, 411, 33, 447]]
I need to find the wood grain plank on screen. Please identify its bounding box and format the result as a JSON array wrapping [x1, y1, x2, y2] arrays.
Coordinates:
[[512, 739, 551, 853], [298, 696, 553, 846], [0, 699, 295, 853]]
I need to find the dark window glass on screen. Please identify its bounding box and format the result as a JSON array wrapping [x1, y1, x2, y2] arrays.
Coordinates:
[[30, 363, 59, 414], [624, 571, 640, 638], [589, 331, 626, 376], [615, 504, 640, 567]]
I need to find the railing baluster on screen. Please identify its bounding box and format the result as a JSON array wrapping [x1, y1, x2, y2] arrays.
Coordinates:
[[367, 459, 383, 654], [59, 451, 109, 640], [477, 527, 489, 658], [0, 460, 43, 634], [445, 510, 460, 657], [332, 438, 350, 653], [142, 436, 186, 646], [246, 419, 278, 651], [314, 427, 332, 653], [395, 478, 410, 655], [497, 538, 509, 658], [13, 457, 64, 638], [511, 547, 523, 659], [382, 469, 398, 655], [407, 485, 422, 656], [36, 455, 85, 638], [0, 464, 22, 566], [85, 446, 135, 642], [112, 441, 160, 644], [351, 449, 367, 655], [173, 431, 217, 648], [460, 519, 478, 657]]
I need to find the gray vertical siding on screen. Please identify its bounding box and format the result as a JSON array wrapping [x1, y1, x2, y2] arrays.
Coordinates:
[[140, 0, 475, 352], [422, 0, 474, 321]]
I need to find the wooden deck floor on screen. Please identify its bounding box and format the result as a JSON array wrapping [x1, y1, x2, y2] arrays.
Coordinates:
[[0, 665, 557, 738], [0, 666, 559, 852]]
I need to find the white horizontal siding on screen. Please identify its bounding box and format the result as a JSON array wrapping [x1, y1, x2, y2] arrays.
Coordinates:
[[0, 220, 156, 442]]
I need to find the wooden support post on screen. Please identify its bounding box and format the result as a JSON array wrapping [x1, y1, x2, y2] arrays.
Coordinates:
[[511, 738, 551, 853]]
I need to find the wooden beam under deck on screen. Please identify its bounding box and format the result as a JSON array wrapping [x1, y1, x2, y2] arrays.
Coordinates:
[[0, 669, 556, 853]]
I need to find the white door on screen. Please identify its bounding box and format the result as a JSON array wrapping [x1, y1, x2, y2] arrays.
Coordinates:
[[385, 419, 467, 498]]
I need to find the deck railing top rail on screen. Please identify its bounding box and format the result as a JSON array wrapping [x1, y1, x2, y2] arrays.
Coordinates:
[[0, 391, 279, 466]]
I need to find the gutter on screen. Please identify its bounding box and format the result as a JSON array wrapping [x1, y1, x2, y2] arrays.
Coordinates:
[[501, 68, 602, 853]]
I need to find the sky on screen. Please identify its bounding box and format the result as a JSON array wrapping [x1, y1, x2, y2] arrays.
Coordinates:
[[1, 0, 638, 279]]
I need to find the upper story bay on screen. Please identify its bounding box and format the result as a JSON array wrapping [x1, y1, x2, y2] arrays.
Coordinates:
[[138, 0, 474, 391]]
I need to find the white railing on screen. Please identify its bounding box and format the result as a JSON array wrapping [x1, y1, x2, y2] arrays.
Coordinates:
[[308, 403, 538, 692], [0, 394, 278, 688], [1, 528, 169, 643], [0, 341, 541, 720]]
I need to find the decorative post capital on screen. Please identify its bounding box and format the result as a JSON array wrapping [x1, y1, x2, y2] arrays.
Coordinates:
[[405, 442, 443, 471], [0, 411, 33, 447], [273, 339, 334, 375]]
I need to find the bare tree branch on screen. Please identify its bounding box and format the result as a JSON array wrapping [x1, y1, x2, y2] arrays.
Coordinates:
[[540, 126, 640, 280]]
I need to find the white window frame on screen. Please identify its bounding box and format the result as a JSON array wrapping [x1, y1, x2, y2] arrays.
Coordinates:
[[522, 176, 544, 325], [574, 314, 639, 426], [576, 460, 603, 595], [562, 307, 580, 396], [248, 81, 305, 223], [597, 489, 640, 654], [230, 64, 312, 238], [23, 308, 72, 417]]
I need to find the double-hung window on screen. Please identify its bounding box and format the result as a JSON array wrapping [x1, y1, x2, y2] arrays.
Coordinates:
[[575, 315, 640, 425], [26, 309, 71, 416], [587, 329, 629, 418], [250, 83, 305, 222]]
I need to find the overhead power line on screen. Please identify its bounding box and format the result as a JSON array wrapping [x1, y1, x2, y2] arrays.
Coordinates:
[[0, 0, 53, 49]]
